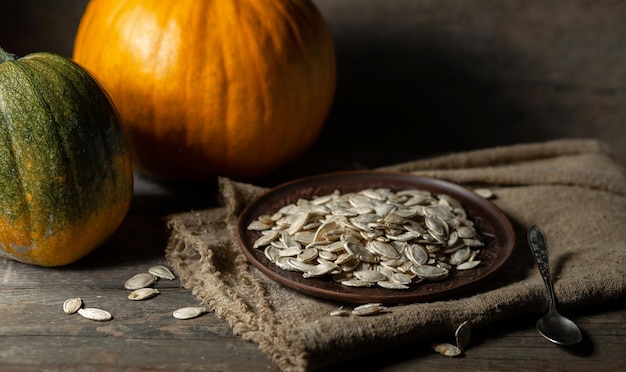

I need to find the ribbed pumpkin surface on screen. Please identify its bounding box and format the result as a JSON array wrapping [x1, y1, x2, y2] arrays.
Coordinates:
[[0, 49, 133, 266], [73, 0, 336, 181]]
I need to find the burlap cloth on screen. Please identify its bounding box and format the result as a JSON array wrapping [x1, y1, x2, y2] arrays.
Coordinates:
[[165, 139, 626, 371]]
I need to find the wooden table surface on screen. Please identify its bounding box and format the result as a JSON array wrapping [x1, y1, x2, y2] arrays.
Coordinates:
[[1, 165, 625, 372]]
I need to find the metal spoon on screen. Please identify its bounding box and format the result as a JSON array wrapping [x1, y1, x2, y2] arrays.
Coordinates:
[[527, 225, 583, 345]]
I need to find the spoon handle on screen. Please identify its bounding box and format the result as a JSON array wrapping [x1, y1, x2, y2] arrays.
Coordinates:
[[527, 225, 556, 308]]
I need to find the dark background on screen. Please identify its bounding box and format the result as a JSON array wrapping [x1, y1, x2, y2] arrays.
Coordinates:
[[2, 0, 625, 180]]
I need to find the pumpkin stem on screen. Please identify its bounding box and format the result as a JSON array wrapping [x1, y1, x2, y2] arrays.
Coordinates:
[[0, 47, 18, 63]]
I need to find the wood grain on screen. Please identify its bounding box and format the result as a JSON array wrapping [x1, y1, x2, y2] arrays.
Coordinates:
[[326, 298, 626, 371]]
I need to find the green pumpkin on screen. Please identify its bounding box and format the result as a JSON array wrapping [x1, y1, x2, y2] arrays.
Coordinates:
[[0, 47, 133, 267]]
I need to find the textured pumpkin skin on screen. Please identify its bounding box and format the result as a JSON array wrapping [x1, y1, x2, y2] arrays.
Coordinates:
[[73, 0, 336, 181], [0, 49, 133, 267]]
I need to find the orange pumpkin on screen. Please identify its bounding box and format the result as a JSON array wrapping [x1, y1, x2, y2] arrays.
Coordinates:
[[73, 0, 336, 182]]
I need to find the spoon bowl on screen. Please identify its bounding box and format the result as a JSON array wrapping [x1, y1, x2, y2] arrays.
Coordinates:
[[537, 307, 583, 345], [528, 225, 583, 346]]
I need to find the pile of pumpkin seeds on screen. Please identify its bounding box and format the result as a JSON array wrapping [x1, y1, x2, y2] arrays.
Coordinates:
[[62, 264, 207, 321], [248, 187, 486, 289]]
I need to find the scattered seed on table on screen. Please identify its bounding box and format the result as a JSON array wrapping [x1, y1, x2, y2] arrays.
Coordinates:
[[173, 306, 208, 320], [128, 287, 160, 301], [77, 307, 112, 322], [432, 342, 462, 357], [63, 297, 83, 314], [124, 272, 157, 290], [148, 265, 176, 280]]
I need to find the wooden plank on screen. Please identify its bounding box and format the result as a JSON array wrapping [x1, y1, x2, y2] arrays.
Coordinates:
[[0, 288, 228, 335], [325, 298, 626, 371], [4, 283, 622, 371], [0, 336, 276, 371], [0, 281, 277, 370]]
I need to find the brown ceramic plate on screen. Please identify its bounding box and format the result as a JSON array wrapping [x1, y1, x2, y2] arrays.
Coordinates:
[[237, 171, 515, 304]]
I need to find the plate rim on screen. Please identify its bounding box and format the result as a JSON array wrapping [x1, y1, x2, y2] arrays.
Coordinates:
[[236, 170, 515, 304]]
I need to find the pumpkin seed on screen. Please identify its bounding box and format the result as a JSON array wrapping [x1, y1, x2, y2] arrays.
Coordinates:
[[377, 280, 410, 289], [390, 272, 413, 285], [329, 307, 351, 317], [253, 230, 279, 248], [367, 240, 400, 259], [148, 265, 176, 280], [78, 308, 112, 322], [297, 247, 319, 262], [277, 246, 301, 257], [344, 241, 378, 263], [286, 257, 317, 272], [318, 250, 337, 261], [455, 320, 472, 350], [339, 277, 375, 287], [450, 246, 472, 265], [473, 188, 494, 199], [287, 212, 309, 235], [63, 297, 83, 314], [274, 257, 299, 271], [173, 306, 208, 320], [405, 243, 429, 265], [353, 269, 387, 283], [456, 260, 481, 270], [410, 264, 449, 281], [302, 261, 340, 278], [432, 342, 462, 357], [352, 303, 388, 316], [425, 215, 448, 237], [456, 226, 477, 239], [124, 272, 157, 290], [264, 245, 280, 262], [247, 219, 274, 231], [128, 287, 160, 301]]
